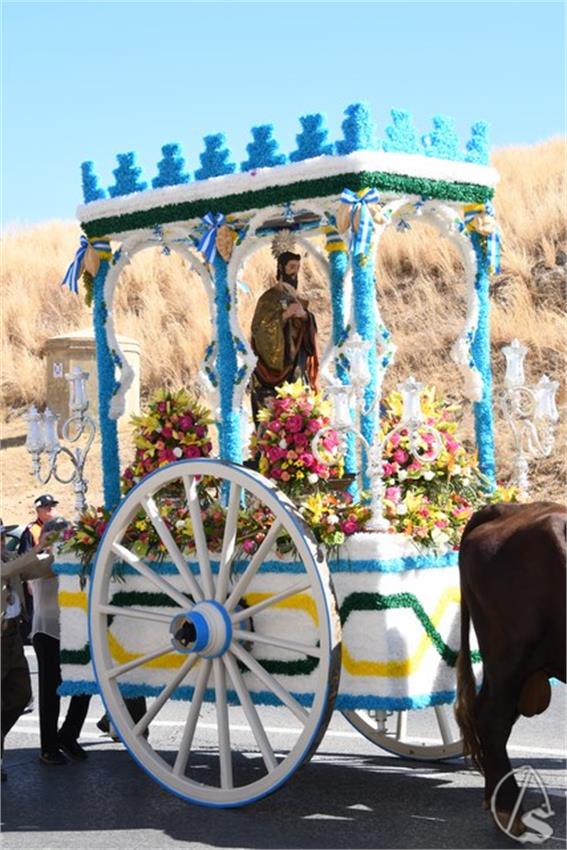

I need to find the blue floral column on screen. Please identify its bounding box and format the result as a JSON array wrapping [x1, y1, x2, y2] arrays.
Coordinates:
[[213, 254, 242, 463], [92, 261, 121, 510], [351, 252, 378, 490], [327, 243, 357, 477], [470, 231, 496, 487]]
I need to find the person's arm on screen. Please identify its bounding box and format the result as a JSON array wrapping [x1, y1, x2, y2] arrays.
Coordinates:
[[1, 549, 54, 582]]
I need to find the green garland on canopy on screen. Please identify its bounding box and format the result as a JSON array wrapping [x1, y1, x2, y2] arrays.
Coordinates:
[[82, 170, 494, 238]]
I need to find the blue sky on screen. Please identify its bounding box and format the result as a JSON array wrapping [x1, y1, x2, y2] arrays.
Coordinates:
[[2, 1, 565, 226]]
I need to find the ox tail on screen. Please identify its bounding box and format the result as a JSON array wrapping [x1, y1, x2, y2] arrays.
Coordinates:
[[454, 591, 484, 773]]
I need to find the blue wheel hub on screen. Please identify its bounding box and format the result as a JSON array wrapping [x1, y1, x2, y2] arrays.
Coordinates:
[[170, 601, 232, 658]]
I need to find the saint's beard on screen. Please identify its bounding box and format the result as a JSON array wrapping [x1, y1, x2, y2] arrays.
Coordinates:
[[281, 271, 298, 288]]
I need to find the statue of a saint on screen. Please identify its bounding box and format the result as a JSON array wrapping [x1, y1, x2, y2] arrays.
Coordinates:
[[250, 249, 319, 423]]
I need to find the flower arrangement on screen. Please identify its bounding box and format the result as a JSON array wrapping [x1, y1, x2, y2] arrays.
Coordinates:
[[121, 388, 213, 494], [380, 386, 517, 549], [299, 491, 372, 550], [251, 380, 344, 496]]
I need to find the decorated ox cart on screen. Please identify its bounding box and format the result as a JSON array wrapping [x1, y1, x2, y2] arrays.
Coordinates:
[[55, 103, 501, 806]]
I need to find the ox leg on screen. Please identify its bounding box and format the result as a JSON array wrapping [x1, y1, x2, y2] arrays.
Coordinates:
[[476, 679, 521, 813]]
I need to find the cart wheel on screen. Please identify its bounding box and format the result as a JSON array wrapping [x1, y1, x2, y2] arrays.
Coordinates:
[[89, 459, 341, 807], [342, 705, 463, 761]]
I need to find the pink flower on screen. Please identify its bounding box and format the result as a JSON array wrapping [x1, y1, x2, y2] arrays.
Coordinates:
[[195, 425, 206, 438], [267, 446, 284, 463], [307, 418, 323, 433], [161, 426, 173, 439], [243, 539, 257, 554], [392, 449, 408, 465], [268, 420, 282, 432], [285, 414, 303, 433], [270, 466, 282, 479], [281, 471, 290, 482], [385, 486, 401, 503], [275, 398, 292, 412], [323, 433, 339, 451], [341, 519, 358, 535], [382, 462, 396, 477], [184, 445, 201, 458], [293, 432, 308, 448], [299, 452, 315, 468], [389, 432, 401, 448]]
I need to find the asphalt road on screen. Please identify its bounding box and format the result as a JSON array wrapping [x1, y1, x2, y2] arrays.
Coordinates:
[[1, 648, 565, 850]]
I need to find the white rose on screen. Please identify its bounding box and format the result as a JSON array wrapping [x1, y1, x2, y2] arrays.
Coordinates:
[[175, 520, 185, 529], [173, 447, 183, 458], [422, 470, 435, 481], [279, 439, 287, 449], [308, 473, 319, 484], [327, 514, 339, 525], [452, 465, 462, 475], [462, 477, 471, 487], [396, 504, 408, 515], [398, 469, 408, 481]]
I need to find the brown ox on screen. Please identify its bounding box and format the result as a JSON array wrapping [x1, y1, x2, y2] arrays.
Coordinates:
[[455, 501, 566, 826]]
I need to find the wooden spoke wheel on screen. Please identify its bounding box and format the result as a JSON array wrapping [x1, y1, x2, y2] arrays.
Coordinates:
[[89, 459, 342, 807], [342, 706, 463, 761]]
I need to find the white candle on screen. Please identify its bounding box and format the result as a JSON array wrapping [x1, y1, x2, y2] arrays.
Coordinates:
[[43, 408, 60, 453], [534, 375, 559, 422], [502, 338, 527, 388]]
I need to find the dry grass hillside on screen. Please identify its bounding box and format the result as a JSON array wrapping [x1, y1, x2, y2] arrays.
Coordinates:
[[1, 138, 565, 522]]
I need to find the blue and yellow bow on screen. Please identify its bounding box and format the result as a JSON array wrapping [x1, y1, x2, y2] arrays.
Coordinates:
[[339, 188, 381, 257], [61, 236, 112, 294]]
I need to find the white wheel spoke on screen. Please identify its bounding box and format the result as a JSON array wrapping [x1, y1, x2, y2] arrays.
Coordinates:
[[231, 578, 311, 624], [108, 642, 175, 680], [395, 711, 407, 741], [434, 705, 452, 745], [215, 482, 241, 603], [230, 641, 308, 723], [141, 495, 204, 602], [98, 604, 174, 625], [133, 654, 198, 736], [232, 629, 322, 658], [223, 652, 277, 772], [111, 542, 192, 609], [173, 659, 211, 777], [182, 476, 214, 599], [224, 522, 282, 611], [213, 658, 233, 789]]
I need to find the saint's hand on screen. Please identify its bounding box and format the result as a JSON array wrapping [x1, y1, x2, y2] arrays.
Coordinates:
[[282, 302, 307, 321]]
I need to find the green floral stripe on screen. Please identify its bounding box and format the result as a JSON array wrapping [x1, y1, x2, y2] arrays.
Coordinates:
[[62, 589, 480, 672], [82, 171, 494, 238], [340, 591, 482, 666], [61, 647, 91, 665]]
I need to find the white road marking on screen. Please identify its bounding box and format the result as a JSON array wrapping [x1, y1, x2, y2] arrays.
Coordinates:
[[12, 715, 567, 757]]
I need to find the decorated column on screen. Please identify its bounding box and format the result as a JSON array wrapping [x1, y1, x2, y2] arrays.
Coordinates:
[[470, 228, 496, 487], [212, 253, 242, 463], [339, 189, 381, 488], [325, 227, 357, 476], [92, 261, 122, 510]]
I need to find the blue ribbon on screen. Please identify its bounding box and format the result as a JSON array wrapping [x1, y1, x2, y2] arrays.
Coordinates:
[[61, 236, 110, 294], [340, 188, 381, 257], [197, 212, 226, 264]]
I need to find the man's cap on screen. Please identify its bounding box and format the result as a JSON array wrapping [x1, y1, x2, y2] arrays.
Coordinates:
[[34, 494, 59, 509]]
